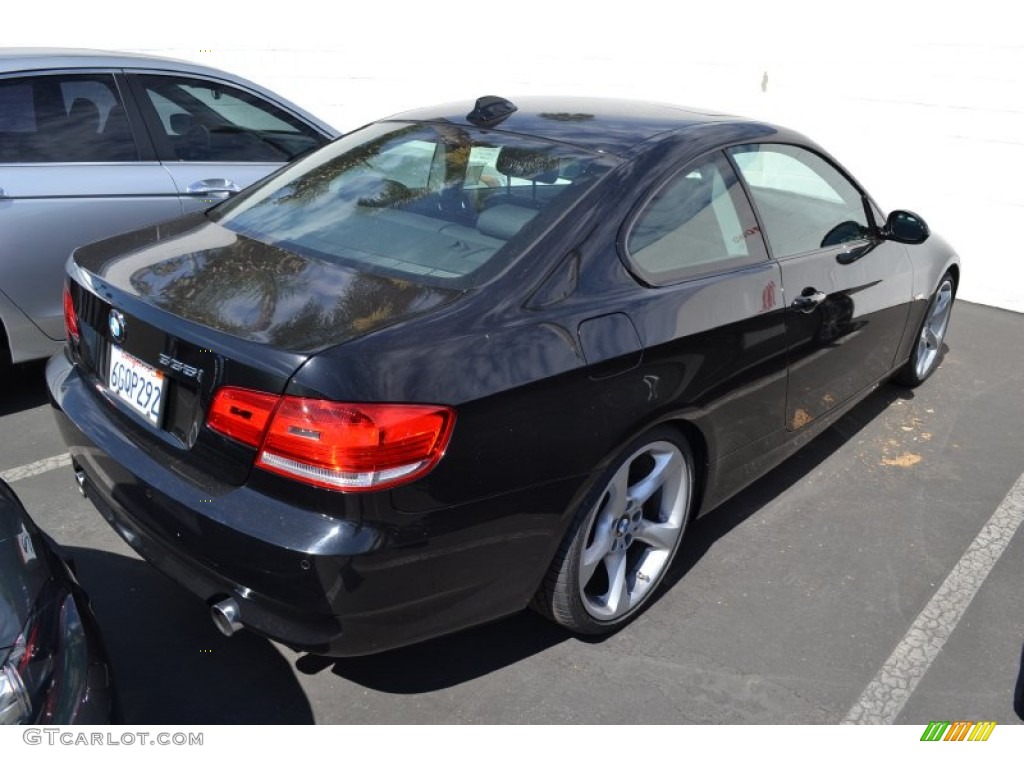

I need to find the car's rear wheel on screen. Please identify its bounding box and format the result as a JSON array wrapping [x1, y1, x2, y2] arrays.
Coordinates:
[[534, 427, 694, 634], [896, 272, 955, 387]]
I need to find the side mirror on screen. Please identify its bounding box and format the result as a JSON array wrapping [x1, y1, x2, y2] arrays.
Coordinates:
[[882, 210, 930, 245]]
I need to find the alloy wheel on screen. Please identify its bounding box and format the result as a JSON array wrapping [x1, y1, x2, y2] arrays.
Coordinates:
[[914, 278, 954, 379], [578, 440, 690, 621]]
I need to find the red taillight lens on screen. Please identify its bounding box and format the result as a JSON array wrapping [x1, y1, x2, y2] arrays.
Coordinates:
[[207, 388, 455, 492], [258, 399, 455, 491], [62, 283, 79, 342], [207, 387, 280, 447]]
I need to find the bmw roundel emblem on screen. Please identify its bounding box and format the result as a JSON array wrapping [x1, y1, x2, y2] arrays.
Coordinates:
[[108, 309, 126, 343]]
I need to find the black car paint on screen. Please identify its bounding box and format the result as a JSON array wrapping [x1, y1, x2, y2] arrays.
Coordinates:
[[0, 485, 48, 646], [0, 480, 114, 723], [48, 97, 959, 655]]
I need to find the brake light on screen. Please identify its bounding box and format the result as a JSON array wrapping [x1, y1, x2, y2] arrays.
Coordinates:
[[63, 283, 79, 342], [207, 388, 279, 447], [207, 388, 455, 492]]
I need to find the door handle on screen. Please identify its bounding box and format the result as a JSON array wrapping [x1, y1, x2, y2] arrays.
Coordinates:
[[185, 178, 241, 197], [792, 289, 827, 312]]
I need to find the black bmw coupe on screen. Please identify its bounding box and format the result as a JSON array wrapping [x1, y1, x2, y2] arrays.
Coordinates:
[[48, 96, 959, 655]]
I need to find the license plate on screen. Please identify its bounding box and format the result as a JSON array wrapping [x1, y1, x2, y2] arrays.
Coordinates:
[[107, 345, 165, 426]]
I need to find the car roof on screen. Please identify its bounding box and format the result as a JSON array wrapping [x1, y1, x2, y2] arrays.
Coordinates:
[[384, 95, 755, 157], [0, 47, 237, 76], [0, 48, 339, 137]]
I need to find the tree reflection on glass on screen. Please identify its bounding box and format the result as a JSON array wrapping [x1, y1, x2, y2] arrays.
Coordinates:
[[129, 235, 453, 349], [130, 239, 308, 336]]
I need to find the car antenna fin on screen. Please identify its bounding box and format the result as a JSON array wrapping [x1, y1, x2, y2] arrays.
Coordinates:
[[467, 96, 517, 127]]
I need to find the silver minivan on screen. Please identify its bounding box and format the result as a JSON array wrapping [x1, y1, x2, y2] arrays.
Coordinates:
[[0, 48, 338, 364]]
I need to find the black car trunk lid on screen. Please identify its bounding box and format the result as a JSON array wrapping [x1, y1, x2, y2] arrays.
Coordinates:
[[67, 275, 303, 488], [66, 213, 459, 488], [71, 212, 460, 353]]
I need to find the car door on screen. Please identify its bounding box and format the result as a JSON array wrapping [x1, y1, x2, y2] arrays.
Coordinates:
[[623, 152, 787, 463], [726, 143, 913, 430], [0, 71, 181, 357], [125, 72, 329, 214]]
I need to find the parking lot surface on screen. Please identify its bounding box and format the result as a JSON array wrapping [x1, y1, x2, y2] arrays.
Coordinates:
[[2, 301, 1022, 725]]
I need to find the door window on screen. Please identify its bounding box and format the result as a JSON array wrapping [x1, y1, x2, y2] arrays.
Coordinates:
[[134, 74, 324, 163], [0, 74, 137, 163], [727, 144, 870, 257], [626, 154, 766, 283]]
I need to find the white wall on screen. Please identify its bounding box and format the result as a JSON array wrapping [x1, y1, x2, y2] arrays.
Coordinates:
[[6, 0, 1022, 311]]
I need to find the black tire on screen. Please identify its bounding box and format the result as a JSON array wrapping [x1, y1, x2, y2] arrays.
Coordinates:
[[895, 272, 956, 388], [533, 426, 694, 634]]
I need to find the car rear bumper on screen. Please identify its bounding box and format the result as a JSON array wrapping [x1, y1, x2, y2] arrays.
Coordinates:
[[47, 351, 573, 656]]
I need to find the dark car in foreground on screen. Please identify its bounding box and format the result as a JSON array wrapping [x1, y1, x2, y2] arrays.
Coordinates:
[[0, 480, 113, 723], [48, 96, 959, 656], [0, 48, 337, 365]]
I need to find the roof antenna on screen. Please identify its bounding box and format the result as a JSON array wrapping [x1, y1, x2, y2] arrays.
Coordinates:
[[467, 96, 517, 127]]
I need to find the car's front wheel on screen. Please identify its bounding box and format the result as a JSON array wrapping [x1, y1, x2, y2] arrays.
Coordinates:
[[534, 427, 694, 634], [896, 272, 956, 387]]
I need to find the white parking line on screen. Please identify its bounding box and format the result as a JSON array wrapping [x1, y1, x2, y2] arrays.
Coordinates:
[[842, 470, 1024, 724], [0, 453, 72, 484]]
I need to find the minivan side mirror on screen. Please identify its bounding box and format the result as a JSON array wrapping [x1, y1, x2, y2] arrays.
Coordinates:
[[882, 210, 930, 245]]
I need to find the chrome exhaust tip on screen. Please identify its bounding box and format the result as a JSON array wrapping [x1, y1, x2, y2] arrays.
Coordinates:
[[210, 598, 243, 637], [73, 466, 87, 497]]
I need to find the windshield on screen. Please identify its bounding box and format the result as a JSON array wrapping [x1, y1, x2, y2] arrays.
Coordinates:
[[211, 121, 614, 288]]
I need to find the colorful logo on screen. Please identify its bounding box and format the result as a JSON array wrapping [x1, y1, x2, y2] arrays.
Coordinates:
[[920, 721, 996, 742], [108, 309, 126, 343]]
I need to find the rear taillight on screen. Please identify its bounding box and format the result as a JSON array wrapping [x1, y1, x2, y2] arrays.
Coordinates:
[[207, 388, 454, 492], [62, 283, 79, 343], [206, 387, 279, 446]]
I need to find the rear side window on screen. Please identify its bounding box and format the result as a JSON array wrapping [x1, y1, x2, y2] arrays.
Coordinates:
[[0, 74, 138, 163], [626, 154, 766, 283], [212, 122, 614, 287], [134, 74, 325, 163]]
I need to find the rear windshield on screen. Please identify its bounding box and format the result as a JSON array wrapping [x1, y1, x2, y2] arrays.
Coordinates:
[[211, 121, 614, 288]]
